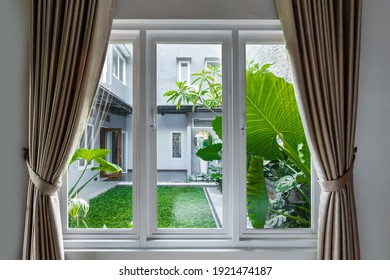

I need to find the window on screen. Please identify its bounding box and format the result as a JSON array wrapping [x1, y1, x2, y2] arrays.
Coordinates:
[[204, 57, 220, 69], [177, 58, 191, 83], [62, 21, 318, 252], [192, 118, 213, 128], [112, 46, 126, 84], [171, 132, 182, 158]]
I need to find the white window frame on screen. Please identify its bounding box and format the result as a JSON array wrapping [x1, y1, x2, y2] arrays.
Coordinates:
[[170, 131, 183, 159], [147, 30, 231, 242], [61, 20, 319, 256], [204, 57, 221, 70], [192, 118, 214, 128], [112, 46, 126, 84], [177, 58, 191, 83], [237, 31, 319, 243], [122, 130, 128, 173]]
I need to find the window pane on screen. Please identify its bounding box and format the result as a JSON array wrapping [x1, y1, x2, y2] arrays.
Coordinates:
[[86, 125, 93, 150], [179, 62, 189, 83], [157, 43, 223, 229], [172, 132, 182, 158], [119, 57, 125, 83], [67, 44, 133, 229], [113, 50, 118, 77], [245, 44, 311, 229]]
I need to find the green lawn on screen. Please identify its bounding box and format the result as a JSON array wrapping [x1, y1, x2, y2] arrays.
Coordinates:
[[83, 185, 133, 228], [158, 186, 217, 228], [73, 185, 216, 229]]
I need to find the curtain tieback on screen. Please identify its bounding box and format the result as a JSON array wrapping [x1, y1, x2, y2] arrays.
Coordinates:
[[319, 158, 355, 192], [25, 161, 61, 196]]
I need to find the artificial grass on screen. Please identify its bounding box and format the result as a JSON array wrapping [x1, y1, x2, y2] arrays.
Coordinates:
[[73, 185, 216, 229]]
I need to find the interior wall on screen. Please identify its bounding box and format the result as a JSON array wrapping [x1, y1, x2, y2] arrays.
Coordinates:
[[0, 0, 29, 260], [0, 0, 389, 260], [355, 0, 390, 260], [113, 0, 278, 19]]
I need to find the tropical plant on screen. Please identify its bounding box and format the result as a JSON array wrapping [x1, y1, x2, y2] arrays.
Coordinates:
[[246, 63, 310, 182], [164, 62, 311, 229], [163, 64, 222, 114], [246, 63, 311, 228], [68, 148, 122, 228]]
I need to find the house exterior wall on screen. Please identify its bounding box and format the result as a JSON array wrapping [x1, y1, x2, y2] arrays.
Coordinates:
[[157, 44, 222, 105], [101, 45, 133, 105], [157, 114, 189, 171], [68, 44, 134, 188]]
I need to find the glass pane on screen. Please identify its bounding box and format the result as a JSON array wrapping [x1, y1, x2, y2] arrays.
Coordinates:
[[113, 49, 118, 77], [245, 44, 311, 229], [157, 43, 223, 229], [119, 57, 125, 82], [86, 125, 93, 150], [67, 44, 133, 229], [179, 62, 189, 82], [172, 132, 182, 158]]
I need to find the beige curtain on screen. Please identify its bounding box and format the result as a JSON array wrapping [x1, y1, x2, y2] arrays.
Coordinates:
[[23, 0, 115, 260], [275, 0, 362, 259]]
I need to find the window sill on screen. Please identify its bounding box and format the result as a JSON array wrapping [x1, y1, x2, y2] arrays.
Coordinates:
[[64, 247, 317, 260]]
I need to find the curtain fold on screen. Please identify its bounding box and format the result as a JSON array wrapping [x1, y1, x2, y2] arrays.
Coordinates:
[[275, 0, 362, 259], [23, 0, 115, 260]]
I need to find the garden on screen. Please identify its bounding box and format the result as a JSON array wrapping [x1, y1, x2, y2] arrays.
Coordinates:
[[68, 58, 311, 230]]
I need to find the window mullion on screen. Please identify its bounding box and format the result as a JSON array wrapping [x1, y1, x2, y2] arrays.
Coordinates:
[[231, 28, 243, 246], [138, 27, 149, 247]]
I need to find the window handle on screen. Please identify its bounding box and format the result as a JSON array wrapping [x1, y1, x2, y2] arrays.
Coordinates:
[[241, 115, 246, 135], [150, 109, 156, 132], [241, 123, 246, 135]]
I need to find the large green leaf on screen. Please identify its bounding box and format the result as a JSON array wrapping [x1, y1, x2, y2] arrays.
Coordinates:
[[247, 156, 269, 228], [69, 148, 110, 166], [212, 116, 222, 140], [246, 67, 310, 177], [68, 148, 122, 199], [196, 143, 222, 161], [93, 157, 122, 174]]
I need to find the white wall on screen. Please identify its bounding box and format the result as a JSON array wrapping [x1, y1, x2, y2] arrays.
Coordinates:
[[355, 0, 390, 260], [113, 0, 278, 20], [0, 0, 29, 259], [0, 0, 389, 260]]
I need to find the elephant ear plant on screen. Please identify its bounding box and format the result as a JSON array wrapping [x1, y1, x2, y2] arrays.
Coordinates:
[[245, 63, 311, 228], [164, 63, 311, 229], [68, 148, 122, 228]]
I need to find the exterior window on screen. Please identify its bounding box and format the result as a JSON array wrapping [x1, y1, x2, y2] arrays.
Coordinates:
[[177, 58, 191, 83], [62, 23, 317, 252], [171, 132, 182, 158], [113, 47, 126, 84], [204, 57, 220, 69], [192, 118, 213, 128]]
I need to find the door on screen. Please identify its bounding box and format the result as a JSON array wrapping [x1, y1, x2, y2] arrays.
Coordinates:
[[100, 128, 122, 179]]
